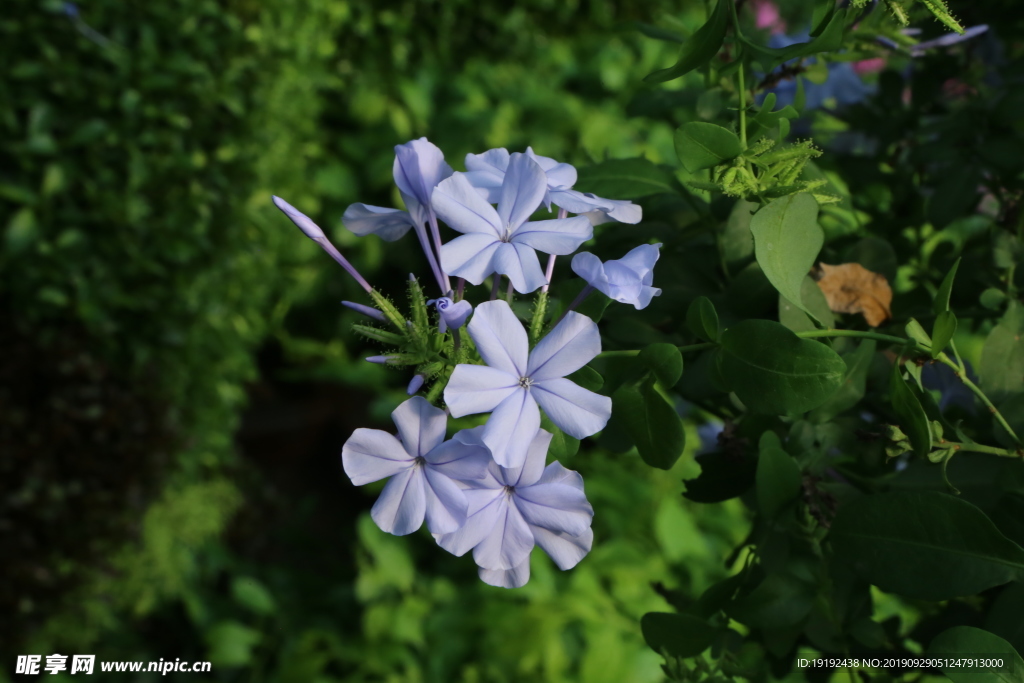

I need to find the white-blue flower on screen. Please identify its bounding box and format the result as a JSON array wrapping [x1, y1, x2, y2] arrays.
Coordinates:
[[444, 300, 612, 469], [341, 137, 453, 241], [571, 243, 663, 310], [427, 296, 473, 334], [341, 397, 491, 536], [436, 428, 594, 588], [433, 153, 593, 293], [463, 147, 642, 225]]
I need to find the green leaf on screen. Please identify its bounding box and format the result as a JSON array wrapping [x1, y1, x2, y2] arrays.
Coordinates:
[[756, 432, 802, 519], [206, 620, 262, 668], [740, 9, 848, 71], [675, 122, 743, 173], [231, 576, 276, 615], [574, 158, 678, 199], [644, 0, 729, 83], [928, 627, 1024, 683], [985, 582, 1024, 654], [905, 318, 933, 350], [727, 573, 816, 629], [980, 303, 1024, 403], [686, 296, 720, 342], [982, 288, 1008, 311], [808, 340, 875, 423], [889, 360, 933, 458], [931, 310, 958, 359], [639, 343, 684, 388], [567, 365, 604, 392], [829, 491, 1024, 600], [779, 275, 834, 333], [684, 450, 757, 503], [934, 257, 962, 314], [749, 194, 823, 323], [612, 381, 685, 470], [717, 319, 845, 415], [694, 571, 747, 618], [641, 612, 718, 658]]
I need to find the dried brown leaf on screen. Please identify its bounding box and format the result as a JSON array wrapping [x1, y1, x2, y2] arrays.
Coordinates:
[[814, 262, 893, 327]]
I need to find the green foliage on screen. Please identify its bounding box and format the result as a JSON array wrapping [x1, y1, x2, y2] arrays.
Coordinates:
[[749, 194, 824, 322]]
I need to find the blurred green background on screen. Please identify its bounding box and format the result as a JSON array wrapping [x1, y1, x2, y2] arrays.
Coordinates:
[[1, 0, 748, 680]]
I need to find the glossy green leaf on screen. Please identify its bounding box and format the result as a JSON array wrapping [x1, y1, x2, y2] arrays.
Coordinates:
[[779, 275, 834, 333], [675, 122, 743, 173], [934, 257, 962, 314], [808, 339, 875, 423], [641, 612, 718, 658], [927, 627, 1024, 683], [574, 157, 678, 199], [727, 573, 816, 629], [717, 319, 845, 415], [889, 361, 933, 458], [567, 365, 604, 392], [830, 492, 1024, 600], [686, 296, 720, 342], [756, 432, 802, 519], [985, 582, 1024, 654], [980, 303, 1024, 403], [644, 0, 729, 83], [931, 310, 958, 359], [740, 9, 848, 71], [750, 194, 823, 322], [612, 381, 685, 470], [639, 343, 684, 389]]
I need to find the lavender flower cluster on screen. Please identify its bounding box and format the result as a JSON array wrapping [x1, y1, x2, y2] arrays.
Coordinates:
[[273, 139, 662, 588]]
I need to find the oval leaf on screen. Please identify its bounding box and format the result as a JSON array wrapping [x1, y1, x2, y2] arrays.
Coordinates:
[[641, 612, 718, 658], [717, 319, 845, 415], [644, 0, 729, 83], [675, 122, 743, 173], [687, 296, 720, 342], [750, 194, 823, 322], [756, 432, 802, 519], [927, 626, 1024, 683], [612, 381, 686, 470], [890, 360, 933, 458], [574, 157, 678, 199], [829, 491, 1024, 601], [639, 343, 684, 388]]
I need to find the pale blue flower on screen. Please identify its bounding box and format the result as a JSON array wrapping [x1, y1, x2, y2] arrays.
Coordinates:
[[428, 297, 473, 334], [444, 300, 611, 468], [435, 428, 595, 588], [433, 154, 593, 293], [342, 138, 453, 241], [571, 243, 663, 309], [341, 397, 491, 535], [463, 147, 642, 225]]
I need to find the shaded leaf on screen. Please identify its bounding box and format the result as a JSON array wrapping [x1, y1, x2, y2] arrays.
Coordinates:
[[927, 627, 1024, 683], [675, 122, 743, 173], [641, 612, 718, 658], [644, 0, 729, 83], [717, 319, 845, 415], [889, 360, 933, 458], [686, 296, 720, 342], [613, 381, 685, 470], [829, 492, 1024, 600], [756, 432, 802, 519], [750, 194, 823, 322], [574, 158, 679, 199]]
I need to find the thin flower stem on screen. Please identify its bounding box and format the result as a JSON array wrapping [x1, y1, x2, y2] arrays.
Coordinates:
[[452, 328, 462, 354], [428, 209, 452, 294], [506, 280, 514, 303], [934, 352, 1023, 446], [412, 222, 446, 294], [455, 278, 465, 301], [490, 276, 501, 301], [942, 440, 1023, 459], [797, 329, 911, 345], [541, 208, 568, 294], [316, 238, 373, 293]]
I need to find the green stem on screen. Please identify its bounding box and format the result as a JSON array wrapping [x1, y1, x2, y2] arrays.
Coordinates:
[[530, 291, 548, 344], [796, 329, 912, 345], [941, 440, 1023, 459], [934, 352, 1023, 446], [737, 55, 748, 148]]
